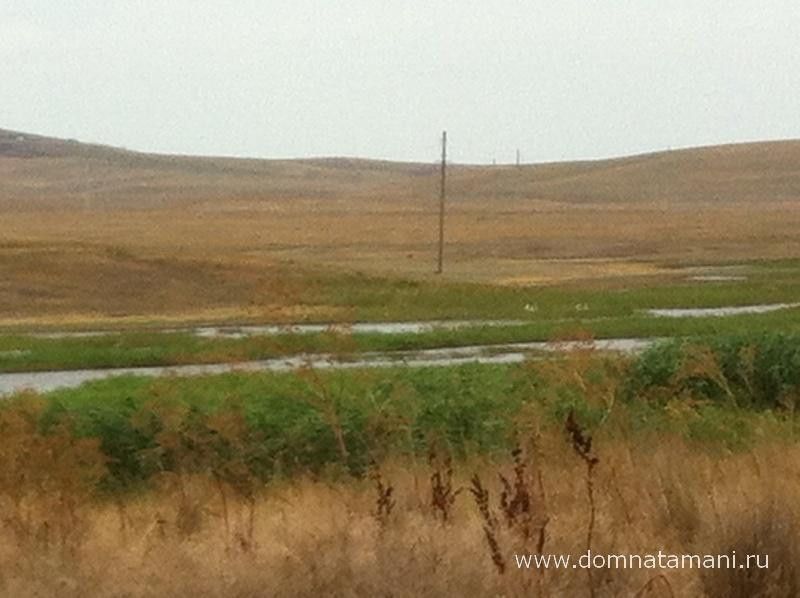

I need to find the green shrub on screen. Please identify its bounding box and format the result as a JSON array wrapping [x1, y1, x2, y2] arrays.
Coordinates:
[[626, 333, 800, 409]]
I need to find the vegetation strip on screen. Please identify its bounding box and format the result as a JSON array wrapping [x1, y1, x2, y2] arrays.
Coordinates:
[[2, 332, 798, 495], [2, 305, 800, 373]]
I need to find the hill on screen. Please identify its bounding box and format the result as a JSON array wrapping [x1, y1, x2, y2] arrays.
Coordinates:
[[3, 127, 800, 327], [2, 127, 800, 208]]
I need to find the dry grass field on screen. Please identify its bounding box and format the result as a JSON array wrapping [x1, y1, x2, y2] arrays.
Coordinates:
[[3, 128, 800, 325], [2, 441, 797, 597]]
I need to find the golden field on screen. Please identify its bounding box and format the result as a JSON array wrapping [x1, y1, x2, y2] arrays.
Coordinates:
[[2, 440, 797, 597]]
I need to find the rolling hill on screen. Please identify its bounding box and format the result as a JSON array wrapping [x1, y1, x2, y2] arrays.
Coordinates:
[[3, 127, 800, 326], [2, 127, 800, 208]]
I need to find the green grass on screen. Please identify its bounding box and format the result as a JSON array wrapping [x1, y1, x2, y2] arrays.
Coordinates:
[[310, 258, 800, 322], [1, 257, 799, 372]]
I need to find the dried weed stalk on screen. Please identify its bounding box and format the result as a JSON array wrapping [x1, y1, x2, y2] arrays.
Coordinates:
[[499, 445, 549, 554], [368, 461, 395, 529], [470, 474, 505, 575], [428, 447, 462, 524], [565, 409, 600, 598]]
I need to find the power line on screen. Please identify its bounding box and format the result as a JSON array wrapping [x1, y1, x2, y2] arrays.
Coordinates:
[[436, 130, 447, 274]]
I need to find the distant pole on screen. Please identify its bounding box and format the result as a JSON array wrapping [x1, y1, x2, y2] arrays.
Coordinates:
[[516, 148, 521, 167], [436, 131, 447, 274]]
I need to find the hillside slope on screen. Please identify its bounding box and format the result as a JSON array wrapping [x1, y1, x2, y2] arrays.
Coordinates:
[[2, 128, 800, 208], [3, 128, 800, 323]]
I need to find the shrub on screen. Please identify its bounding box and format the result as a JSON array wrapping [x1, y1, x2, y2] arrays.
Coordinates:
[[626, 333, 800, 409]]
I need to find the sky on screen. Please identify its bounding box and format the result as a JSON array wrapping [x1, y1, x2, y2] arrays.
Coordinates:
[[2, 1, 800, 164]]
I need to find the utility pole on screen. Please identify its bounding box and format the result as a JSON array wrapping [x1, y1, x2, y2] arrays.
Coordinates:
[[436, 131, 447, 274], [516, 148, 521, 168]]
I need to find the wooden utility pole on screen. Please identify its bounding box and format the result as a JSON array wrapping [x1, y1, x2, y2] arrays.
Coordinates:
[[436, 131, 447, 274]]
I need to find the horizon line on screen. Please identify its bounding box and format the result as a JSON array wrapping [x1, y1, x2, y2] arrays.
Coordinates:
[[3, 125, 800, 168]]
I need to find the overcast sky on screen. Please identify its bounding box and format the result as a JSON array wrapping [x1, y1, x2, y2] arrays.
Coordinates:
[[2, 1, 800, 163]]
